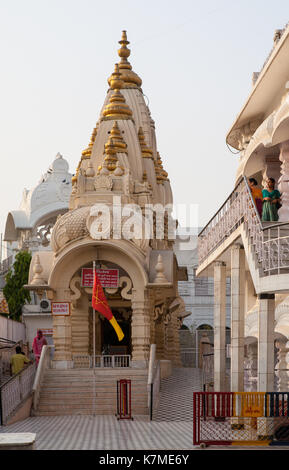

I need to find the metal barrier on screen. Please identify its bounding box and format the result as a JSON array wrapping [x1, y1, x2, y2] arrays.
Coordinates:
[[116, 379, 133, 420], [193, 392, 289, 447]]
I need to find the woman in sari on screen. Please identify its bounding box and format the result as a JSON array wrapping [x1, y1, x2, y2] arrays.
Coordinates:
[[262, 178, 281, 222], [32, 329, 47, 365], [248, 178, 263, 217]]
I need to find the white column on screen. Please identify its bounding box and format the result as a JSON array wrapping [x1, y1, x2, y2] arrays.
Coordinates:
[[230, 245, 245, 392], [258, 294, 275, 392], [278, 141, 289, 221], [213, 261, 227, 391], [275, 338, 289, 391]]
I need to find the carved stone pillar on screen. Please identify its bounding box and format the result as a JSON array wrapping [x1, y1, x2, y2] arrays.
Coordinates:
[[245, 341, 258, 391], [213, 261, 227, 391], [275, 338, 289, 391], [71, 294, 90, 355], [278, 141, 289, 221], [262, 155, 281, 189], [231, 245, 245, 392], [131, 288, 151, 368], [52, 289, 73, 367], [258, 294, 275, 392]]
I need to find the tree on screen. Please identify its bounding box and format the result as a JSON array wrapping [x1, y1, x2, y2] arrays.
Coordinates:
[[3, 251, 32, 321]]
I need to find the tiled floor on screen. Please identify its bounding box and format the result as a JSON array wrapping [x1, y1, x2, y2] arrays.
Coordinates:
[[0, 415, 194, 450], [0, 368, 287, 450]]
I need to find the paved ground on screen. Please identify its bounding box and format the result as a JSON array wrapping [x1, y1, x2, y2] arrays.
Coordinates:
[[0, 368, 287, 451]]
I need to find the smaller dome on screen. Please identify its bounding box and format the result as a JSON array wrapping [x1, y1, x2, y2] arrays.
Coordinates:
[[51, 153, 69, 173]]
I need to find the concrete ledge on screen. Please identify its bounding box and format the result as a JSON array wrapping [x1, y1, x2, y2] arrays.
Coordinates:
[[0, 433, 36, 450]]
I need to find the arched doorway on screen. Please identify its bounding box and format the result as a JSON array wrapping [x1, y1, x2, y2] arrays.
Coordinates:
[[101, 308, 132, 355]]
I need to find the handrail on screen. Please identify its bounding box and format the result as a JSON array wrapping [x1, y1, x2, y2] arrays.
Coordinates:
[[243, 176, 263, 227], [148, 344, 158, 421], [0, 361, 34, 391], [198, 175, 289, 274], [198, 178, 244, 237], [32, 345, 53, 412], [0, 362, 36, 425]]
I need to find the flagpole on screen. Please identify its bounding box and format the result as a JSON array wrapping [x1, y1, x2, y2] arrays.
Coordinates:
[[93, 260, 96, 368], [93, 260, 96, 416]]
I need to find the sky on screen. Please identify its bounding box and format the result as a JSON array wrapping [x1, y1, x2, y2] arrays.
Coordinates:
[[1, 0, 289, 250]]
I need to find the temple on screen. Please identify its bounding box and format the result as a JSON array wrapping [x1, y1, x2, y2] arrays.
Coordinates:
[[24, 32, 186, 411]]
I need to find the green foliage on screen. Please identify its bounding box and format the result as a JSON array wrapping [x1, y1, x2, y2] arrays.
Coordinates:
[[3, 251, 32, 321]]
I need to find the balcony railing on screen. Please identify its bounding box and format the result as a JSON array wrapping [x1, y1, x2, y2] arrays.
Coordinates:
[[72, 354, 131, 368], [198, 176, 289, 276]]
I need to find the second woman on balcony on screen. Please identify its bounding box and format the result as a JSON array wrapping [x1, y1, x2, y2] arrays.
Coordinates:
[[262, 178, 281, 222]]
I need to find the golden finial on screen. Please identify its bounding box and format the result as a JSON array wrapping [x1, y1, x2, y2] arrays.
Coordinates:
[[103, 137, 118, 171], [138, 127, 153, 158], [118, 30, 131, 68], [81, 126, 98, 159], [108, 31, 142, 89], [103, 64, 133, 121], [109, 121, 128, 153]]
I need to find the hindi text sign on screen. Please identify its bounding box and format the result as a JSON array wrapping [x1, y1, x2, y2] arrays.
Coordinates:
[[81, 268, 119, 288], [52, 302, 71, 316]]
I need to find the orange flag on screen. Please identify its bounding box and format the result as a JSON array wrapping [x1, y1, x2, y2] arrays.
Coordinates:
[[92, 270, 124, 342]]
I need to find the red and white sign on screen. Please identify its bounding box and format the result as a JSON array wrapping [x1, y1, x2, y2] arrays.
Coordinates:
[[81, 268, 119, 288], [51, 302, 71, 316], [41, 329, 53, 336]]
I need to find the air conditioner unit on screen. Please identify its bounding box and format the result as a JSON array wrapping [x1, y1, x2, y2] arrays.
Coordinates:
[[39, 299, 51, 312]]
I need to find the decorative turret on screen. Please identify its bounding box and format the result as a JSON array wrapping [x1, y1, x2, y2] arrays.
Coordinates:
[[103, 64, 133, 121], [109, 121, 128, 153], [138, 127, 153, 158], [156, 152, 169, 183], [81, 126, 98, 159]]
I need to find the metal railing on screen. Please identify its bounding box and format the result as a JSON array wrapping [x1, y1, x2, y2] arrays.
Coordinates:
[[198, 176, 289, 276], [147, 344, 161, 420], [72, 354, 131, 368], [0, 255, 13, 274], [180, 348, 198, 368], [0, 362, 36, 425]]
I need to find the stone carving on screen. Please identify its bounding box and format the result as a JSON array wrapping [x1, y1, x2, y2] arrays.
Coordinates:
[[69, 276, 82, 302], [94, 174, 113, 191], [50, 207, 90, 251], [31, 254, 46, 285], [154, 254, 168, 283], [153, 303, 164, 321]]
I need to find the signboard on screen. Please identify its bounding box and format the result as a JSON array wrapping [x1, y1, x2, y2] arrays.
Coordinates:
[[240, 393, 265, 417], [41, 329, 53, 336], [51, 302, 71, 316], [81, 268, 119, 288]]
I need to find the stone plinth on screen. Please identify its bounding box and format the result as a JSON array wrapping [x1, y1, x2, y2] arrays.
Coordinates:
[[0, 433, 36, 450]]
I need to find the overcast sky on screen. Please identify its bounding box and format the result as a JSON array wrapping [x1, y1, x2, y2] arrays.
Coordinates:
[[1, 0, 289, 248]]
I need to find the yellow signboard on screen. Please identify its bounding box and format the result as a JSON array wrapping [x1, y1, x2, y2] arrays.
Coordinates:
[[239, 393, 265, 417]]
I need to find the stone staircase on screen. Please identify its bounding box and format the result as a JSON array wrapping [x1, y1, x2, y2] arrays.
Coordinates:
[[153, 368, 202, 421], [33, 368, 149, 416]]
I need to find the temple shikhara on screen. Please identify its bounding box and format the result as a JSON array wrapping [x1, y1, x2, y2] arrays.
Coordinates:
[[21, 31, 187, 414]]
